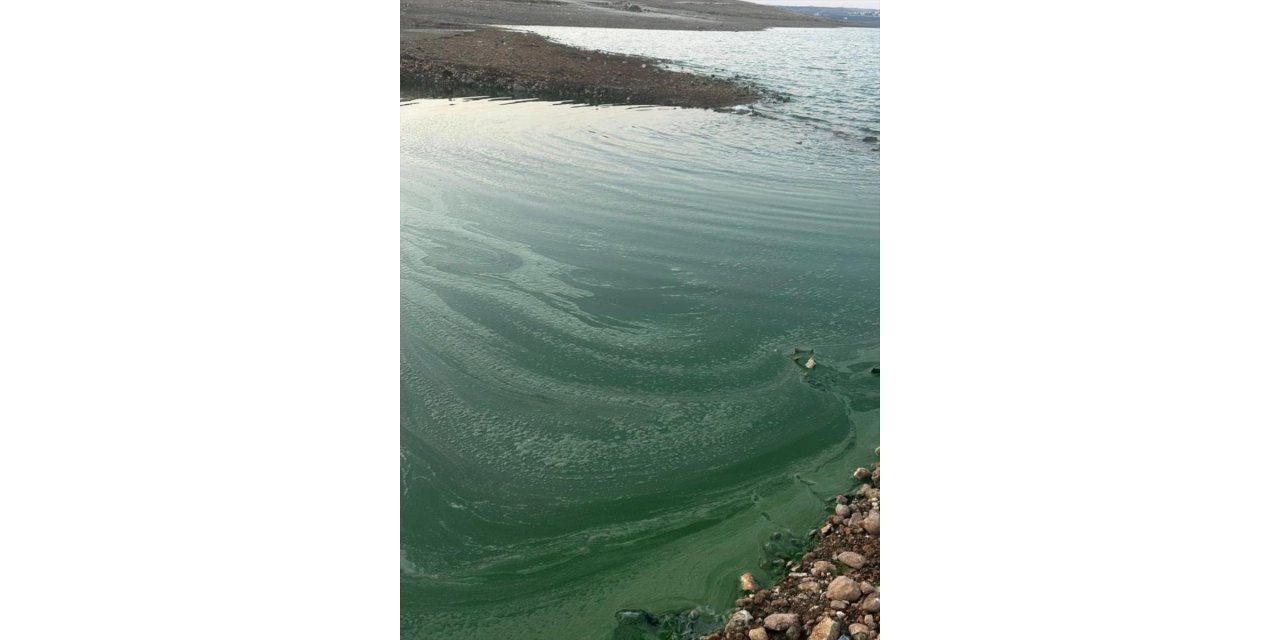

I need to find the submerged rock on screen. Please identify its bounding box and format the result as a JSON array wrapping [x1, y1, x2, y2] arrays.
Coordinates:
[[740, 572, 760, 592]]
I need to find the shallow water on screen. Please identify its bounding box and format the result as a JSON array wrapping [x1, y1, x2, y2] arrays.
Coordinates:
[[401, 28, 878, 640]]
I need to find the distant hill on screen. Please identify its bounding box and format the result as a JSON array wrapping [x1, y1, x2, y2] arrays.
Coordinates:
[[772, 6, 879, 27], [401, 0, 848, 31]]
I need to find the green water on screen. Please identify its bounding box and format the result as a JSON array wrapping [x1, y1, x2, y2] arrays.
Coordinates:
[[402, 28, 878, 640]]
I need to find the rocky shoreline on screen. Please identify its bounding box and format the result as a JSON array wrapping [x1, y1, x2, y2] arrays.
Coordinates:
[[702, 452, 881, 640], [402, 29, 764, 109]]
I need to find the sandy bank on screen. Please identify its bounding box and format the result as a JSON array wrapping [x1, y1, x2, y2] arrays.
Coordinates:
[[401, 29, 763, 109]]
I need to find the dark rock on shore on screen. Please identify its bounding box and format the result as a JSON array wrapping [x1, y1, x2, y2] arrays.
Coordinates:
[[401, 29, 762, 109]]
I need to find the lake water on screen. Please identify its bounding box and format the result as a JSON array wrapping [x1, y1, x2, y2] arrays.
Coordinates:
[[401, 27, 879, 640]]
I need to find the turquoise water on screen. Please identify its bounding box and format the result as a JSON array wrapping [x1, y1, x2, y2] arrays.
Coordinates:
[[401, 28, 878, 640]]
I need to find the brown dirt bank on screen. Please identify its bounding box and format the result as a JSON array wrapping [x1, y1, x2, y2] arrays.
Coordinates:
[[401, 0, 848, 31], [401, 29, 763, 109]]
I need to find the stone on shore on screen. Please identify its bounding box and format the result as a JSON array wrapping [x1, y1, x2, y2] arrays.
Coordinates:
[[834, 503, 852, 518], [764, 612, 801, 631], [811, 560, 837, 576], [740, 572, 760, 592], [847, 622, 872, 639], [853, 467, 871, 480], [725, 609, 753, 632], [836, 551, 866, 569], [858, 594, 880, 613], [807, 616, 842, 640], [826, 576, 861, 601], [748, 628, 769, 640], [861, 511, 880, 535]]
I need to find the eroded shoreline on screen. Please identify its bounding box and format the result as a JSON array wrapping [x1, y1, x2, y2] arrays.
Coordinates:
[[401, 29, 764, 109]]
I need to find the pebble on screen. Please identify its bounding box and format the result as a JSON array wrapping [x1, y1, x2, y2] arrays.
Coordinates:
[[748, 628, 768, 640], [853, 467, 871, 480], [835, 504, 852, 518]]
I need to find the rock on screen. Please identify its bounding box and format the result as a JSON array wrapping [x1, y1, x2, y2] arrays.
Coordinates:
[[855, 484, 874, 498], [811, 560, 837, 575], [764, 613, 801, 631], [848, 622, 872, 639], [861, 511, 880, 535], [859, 581, 874, 595], [830, 599, 848, 609], [725, 609, 753, 632], [858, 594, 880, 613], [836, 551, 866, 569], [853, 467, 871, 480], [835, 503, 852, 518], [748, 628, 769, 640], [740, 572, 760, 591], [862, 136, 878, 143], [799, 580, 820, 593], [807, 616, 842, 640], [871, 467, 879, 487], [826, 576, 861, 601], [875, 446, 880, 457], [836, 495, 849, 505]]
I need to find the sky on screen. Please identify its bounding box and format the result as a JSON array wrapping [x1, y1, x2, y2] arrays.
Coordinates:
[[752, 0, 880, 8]]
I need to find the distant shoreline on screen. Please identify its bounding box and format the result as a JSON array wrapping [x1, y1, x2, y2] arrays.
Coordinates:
[[401, 0, 860, 32], [401, 29, 765, 110]]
